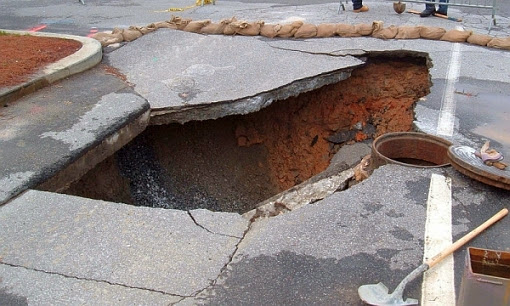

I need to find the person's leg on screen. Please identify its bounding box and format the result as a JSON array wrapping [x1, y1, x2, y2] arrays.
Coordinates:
[[420, 1, 436, 17], [352, 0, 369, 12], [437, 0, 448, 15], [352, 0, 362, 10]]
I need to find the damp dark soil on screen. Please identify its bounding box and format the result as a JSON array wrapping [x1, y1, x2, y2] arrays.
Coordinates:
[[59, 56, 431, 213]]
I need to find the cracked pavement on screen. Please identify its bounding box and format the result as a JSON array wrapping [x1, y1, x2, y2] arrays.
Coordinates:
[[0, 190, 249, 302], [1, 0, 510, 304]]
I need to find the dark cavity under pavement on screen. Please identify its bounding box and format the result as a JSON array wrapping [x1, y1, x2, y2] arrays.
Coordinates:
[[57, 55, 430, 213]]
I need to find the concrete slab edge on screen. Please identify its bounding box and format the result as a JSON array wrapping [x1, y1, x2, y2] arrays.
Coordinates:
[[149, 68, 357, 125], [37, 110, 151, 193], [0, 29, 102, 106], [0, 108, 150, 207], [243, 167, 355, 221]]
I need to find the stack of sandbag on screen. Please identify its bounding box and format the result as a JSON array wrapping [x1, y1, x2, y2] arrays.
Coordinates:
[[441, 29, 473, 42], [92, 28, 124, 46], [294, 23, 317, 38], [201, 17, 237, 34], [487, 37, 510, 50], [371, 21, 398, 39], [276, 21, 304, 38], [167, 16, 192, 30], [467, 33, 493, 46], [395, 26, 421, 39], [229, 20, 265, 36], [183, 20, 211, 33], [419, 26, 446, 40], [316, 23, 337, 38], [90, 16, 510, 52]]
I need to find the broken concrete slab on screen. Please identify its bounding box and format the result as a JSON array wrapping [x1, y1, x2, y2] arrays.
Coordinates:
[[0, 67, 149, 205], [235, 165, 428, 261], [328, 141, 372, 170], [243, 167, 355, 221], [186, 164, 433, 304], [0, 264, 181, 305], [189, 209, 249, 238], [0, 190, 247, 297], [106, 30, 363, 124], [183, 163, 510, 305]]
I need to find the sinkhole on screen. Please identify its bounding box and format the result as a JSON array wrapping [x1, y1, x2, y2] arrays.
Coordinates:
[[46, 55, 431, 214]]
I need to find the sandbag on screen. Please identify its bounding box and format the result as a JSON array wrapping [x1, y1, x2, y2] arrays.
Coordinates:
[[200, 22, 222, 34], [316, 23, 337, 37], [112, 27, 123, 35], [92, 31, 123, 46], [153, 21, 173, 29], [183, 20, 211, 33], [466, 33, 492, 46], [372, 25, 398, 39], [355, 23, 373, 36], [202, 17, 235, 35], [260, 24, 279, 38], [122, 26, 143, 41], [420, 26, 446, 40], [440, 29, 472, 42], [222, 17, 238, 35], [139, 23, 157, 34], [395, 26, 421, 39], [336, 24, 360, 37], [276, 21, 303, 38], [167, 16, 192, 30], [487, 37, 510, 50], [294, 23, 317, 38], [231, 20, 264, 36], [370, 21, 384, 37]]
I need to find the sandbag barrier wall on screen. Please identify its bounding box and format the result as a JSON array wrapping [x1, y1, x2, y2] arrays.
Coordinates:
[[92, 16, 510, 51]]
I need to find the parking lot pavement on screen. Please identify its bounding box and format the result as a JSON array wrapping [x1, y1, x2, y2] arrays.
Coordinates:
[[0, 1, 509, 304]]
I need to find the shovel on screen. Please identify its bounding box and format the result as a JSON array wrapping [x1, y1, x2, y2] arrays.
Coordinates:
[[358, 208, 508, 305]]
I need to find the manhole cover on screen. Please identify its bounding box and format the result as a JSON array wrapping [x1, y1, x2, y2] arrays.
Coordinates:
[[448, 145, 510, 190]]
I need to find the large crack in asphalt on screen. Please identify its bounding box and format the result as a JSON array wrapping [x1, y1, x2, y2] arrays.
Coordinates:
[[176, 163, 362, 305], [0, 261, 185, 298], [178, 218, 255, 303], [264, 41, 366, 58], [187, 210, 244, 239]]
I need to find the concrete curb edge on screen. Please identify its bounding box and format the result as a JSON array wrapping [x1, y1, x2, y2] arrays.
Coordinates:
[[0, 29, 103, 105]]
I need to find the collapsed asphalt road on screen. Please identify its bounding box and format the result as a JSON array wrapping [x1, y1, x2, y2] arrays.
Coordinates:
[[0, 0, 509, 305]]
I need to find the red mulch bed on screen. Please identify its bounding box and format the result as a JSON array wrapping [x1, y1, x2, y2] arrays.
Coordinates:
[[0, 33, 82, 87]]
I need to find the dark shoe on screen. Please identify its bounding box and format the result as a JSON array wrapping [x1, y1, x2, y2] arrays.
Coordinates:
[[420, 7, 435, 17], [353, 5, 369, 12]]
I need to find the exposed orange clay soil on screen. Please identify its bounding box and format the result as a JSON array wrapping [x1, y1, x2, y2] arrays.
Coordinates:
[[0, 33, 82, 87]]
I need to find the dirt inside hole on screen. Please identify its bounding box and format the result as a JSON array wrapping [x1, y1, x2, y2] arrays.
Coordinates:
[[61, 56, 430, 213]]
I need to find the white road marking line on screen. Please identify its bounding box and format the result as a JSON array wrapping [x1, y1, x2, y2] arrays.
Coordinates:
[[436, 26, 464, 137], [421, 173, 455, 305]]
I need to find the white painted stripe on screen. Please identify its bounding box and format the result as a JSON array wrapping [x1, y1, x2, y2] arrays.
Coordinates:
[[436, 26, 464, 137], [421, 173, 455, 305]]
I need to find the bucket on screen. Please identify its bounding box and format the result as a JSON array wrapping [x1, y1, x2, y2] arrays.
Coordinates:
[[457, 247, 510, 306], [371, 132, 452, 169]]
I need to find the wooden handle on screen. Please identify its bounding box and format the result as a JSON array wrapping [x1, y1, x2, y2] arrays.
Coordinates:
[[407, 9, 462, 22], [433, 12, 463, 22], [426, 208, 508, 268]]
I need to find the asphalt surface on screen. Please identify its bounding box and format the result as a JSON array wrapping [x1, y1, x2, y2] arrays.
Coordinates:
[[1, 1, 510, 305]]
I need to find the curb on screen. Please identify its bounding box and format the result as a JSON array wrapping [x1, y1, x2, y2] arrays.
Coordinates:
[[0, 29, 103, 106]]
